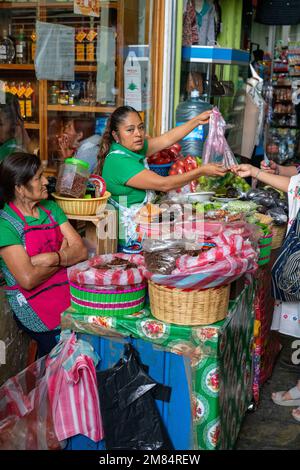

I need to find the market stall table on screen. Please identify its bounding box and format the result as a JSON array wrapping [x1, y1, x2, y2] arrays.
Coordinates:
[[62, 279, 255, 450]]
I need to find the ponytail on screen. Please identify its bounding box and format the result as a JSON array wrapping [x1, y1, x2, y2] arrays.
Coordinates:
[[95, 106, 140, 175], [96, 119, 113, 175]]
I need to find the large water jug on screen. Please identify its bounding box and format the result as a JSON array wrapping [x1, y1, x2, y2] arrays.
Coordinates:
[[176, 90, 211, 157]]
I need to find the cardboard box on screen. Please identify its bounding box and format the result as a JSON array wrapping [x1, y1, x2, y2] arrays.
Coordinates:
[[124, 49, 150, 111]]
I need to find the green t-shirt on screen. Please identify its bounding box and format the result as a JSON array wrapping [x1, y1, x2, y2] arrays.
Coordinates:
[[102, 141, 148, 207], [0, 138, 18, 162], [0, 200, 67, 249]]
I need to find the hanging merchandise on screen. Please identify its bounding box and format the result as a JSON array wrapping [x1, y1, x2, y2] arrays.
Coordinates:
[[176, 89, 211, 157], [202, 107, 237, 167], [182, 0, 216, 46], [97, 343, 173, 450], [241, 65, 266, 159]]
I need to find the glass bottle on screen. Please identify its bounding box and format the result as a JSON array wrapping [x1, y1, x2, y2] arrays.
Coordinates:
[[15, 27, 27, 64], [0, 29, 15, 64], [87, 74, 96, 105]]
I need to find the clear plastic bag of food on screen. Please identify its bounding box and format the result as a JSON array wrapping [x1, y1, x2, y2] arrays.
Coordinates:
[[202, 107, 237, 168], [142, 238, 202, 275]]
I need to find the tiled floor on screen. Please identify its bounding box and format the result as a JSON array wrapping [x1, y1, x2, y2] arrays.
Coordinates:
[[236, 353, 300, 450]]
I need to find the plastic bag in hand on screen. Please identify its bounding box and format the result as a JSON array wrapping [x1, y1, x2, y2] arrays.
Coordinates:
[[202, 107, 237, 168]]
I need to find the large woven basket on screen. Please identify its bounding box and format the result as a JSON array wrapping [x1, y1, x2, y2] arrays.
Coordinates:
[[148, 280, 230, 326], [271, 224, 286, 250], [70, 281, 146, 316], [52, 191, 110, 216]]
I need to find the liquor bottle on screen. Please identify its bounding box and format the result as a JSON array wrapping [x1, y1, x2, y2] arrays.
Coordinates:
[[0, 29, 15, 64], [30, 29, 36, 63], [15, 27, 27, 64], [75, 27, 86, 63], [86, 18, 97, 62]]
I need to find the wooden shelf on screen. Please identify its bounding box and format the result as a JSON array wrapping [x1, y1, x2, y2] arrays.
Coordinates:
[[75, 65, 97, 72], [0, 2, 38, 9], [0, 64, 35, 70], [47, 104, 115, 113], [24, 122, 40, 130], [0, 0, 118, 8]]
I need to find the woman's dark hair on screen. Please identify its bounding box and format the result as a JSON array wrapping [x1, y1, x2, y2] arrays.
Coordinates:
[[96, 106, 141, 175], [0, 92, 23, 141], [0, 152, 41, 202]]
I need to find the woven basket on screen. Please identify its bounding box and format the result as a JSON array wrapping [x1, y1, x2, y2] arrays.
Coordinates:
[[148, 280, 230, 326], [148, 162, 172, 176], [70, 281, 146, 316], [52, 191, 110, 216], [271, 224, 287, 250], [255, 213, 273, 226]]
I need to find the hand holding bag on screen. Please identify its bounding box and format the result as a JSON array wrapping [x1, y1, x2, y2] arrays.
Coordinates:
[[272, 211, 300, 302]]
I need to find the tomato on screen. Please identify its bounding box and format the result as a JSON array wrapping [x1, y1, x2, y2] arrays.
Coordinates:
[[147, 152, 161, 164], [156, 156, 170, 165], [171, 143, 182, 152], [175, 160, 186, 170], [169, 169, 178, 175], [175, 167, 185, 175], [160, 150, 172, 163], [184, 156, 198, 172], [165, 148, 177, 161]]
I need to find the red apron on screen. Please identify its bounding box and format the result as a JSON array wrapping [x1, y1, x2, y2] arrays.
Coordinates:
[[5, 203, 70, 329]]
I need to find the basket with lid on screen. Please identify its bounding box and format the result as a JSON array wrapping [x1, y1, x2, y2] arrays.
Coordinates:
[[56, 157, 90, 198]]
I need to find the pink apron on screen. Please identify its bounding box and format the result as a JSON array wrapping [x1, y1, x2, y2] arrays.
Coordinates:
[[5, 203, 70, 329]]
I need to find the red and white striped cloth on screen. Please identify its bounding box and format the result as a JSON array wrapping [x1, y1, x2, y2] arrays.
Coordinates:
[[46, 333, 103, 443], [68, 253, 146, 287]]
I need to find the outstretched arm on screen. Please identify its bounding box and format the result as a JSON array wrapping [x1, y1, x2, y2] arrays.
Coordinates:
[[146, 111, 212, 156], [232, 164, 290, 193], [127, 164, 226, 193]]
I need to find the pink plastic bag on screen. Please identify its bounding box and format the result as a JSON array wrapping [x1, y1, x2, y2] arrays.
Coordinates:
[[202, 107, 237, 168], [0, 355, 63, 450]]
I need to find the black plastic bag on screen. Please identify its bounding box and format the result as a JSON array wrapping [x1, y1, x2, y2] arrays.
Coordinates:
[[97, 343, 173, 450]]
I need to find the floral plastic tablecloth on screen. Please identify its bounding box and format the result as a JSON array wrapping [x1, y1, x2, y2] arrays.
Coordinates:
[[61, 280, 255, 450]]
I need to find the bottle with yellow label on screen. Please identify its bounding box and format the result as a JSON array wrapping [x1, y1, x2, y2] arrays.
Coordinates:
[[76, 27, 86, 63], [86, 18, 97, 62]]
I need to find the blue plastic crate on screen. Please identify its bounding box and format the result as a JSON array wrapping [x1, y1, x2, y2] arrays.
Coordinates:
[[148, 162, 172, 176]]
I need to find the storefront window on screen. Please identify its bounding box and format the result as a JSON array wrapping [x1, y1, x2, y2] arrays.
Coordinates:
[[0, 0, 156, 172]]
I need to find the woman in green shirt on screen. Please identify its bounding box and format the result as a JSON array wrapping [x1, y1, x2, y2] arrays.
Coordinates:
[[97, 105, 226, 251]]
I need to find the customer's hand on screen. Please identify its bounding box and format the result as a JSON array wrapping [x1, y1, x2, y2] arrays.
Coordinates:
[[201, 163, 227, 177], [231, 164, 254, 178], [261, 160, 278, 174]]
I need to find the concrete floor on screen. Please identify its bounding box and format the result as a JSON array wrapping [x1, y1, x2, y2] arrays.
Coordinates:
[[236, 356, 300, 450]]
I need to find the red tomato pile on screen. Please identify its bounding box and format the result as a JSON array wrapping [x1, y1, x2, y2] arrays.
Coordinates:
[[147, 143, 182, 165], [169, 155, 198, 193]]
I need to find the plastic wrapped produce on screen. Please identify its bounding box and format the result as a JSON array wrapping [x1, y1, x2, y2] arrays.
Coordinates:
[[142, 239, 203, 275], [267, 207, 288, 225]]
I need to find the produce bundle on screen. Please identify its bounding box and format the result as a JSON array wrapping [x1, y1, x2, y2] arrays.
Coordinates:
[[198, 172, 251, 196], [246, 187, 288, 225]]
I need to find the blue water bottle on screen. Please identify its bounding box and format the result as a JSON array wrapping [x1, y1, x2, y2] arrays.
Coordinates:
[[175, 90, 211, 157]]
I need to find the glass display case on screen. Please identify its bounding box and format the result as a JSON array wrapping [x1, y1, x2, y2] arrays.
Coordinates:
[[180, 46, 250, 155], [0, 0, 163, 173]]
